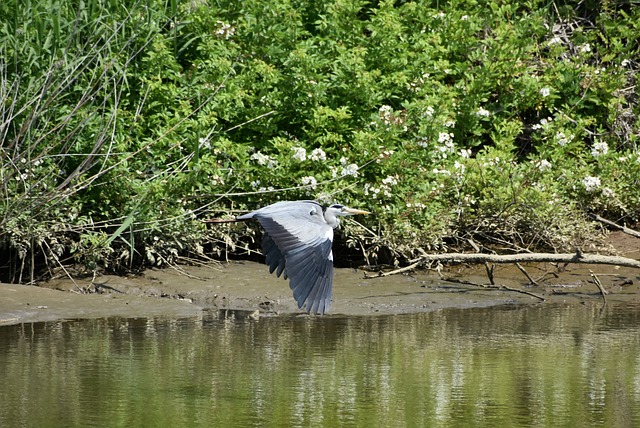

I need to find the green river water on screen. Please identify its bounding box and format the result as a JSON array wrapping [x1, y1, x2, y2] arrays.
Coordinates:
[[1, 302, 639, 427]]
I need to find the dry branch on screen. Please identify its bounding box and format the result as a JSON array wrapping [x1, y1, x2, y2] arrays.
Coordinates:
[[589, 270, 608, 304], [516, 262, 540, 286], [589, 213, 640, 239], [376, 251, 640, 278], [420, 252, 640, 268]]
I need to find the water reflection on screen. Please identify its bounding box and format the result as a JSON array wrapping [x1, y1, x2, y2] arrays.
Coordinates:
[[1, 303, 640, 427]]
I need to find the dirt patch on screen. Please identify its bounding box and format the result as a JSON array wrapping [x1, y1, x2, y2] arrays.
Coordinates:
[[1, 232, 639, 325]]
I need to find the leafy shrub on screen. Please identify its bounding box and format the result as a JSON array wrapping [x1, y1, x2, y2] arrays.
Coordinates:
[[1, 0, 639, 281]]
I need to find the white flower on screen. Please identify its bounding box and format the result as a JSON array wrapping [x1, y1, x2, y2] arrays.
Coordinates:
[[476, 107, 491, 117], [602, 187, 615, 198], [434, 12, 445, 19], [382, 175, 398, 186], [340, 163, 359, 177], [444, 120, 456, 128], [579, 43, 591, 53], [425, 106, 435, 117], [486, 157, 501, 167], [591, 141, 609, 157], [267, 159, 278, 168], [291, 147, 307, 162], [461, 15, 469, 21], [548, 36, 562, 45], [540, 87, 551, 97], [364, 183, 380, 198], [582, 175, 601, 192], [454, 161, 465, 172], [215, 21, 236, 39], [301, 176, 317, 189], [417, 136, 429, 148], [250, 152, 269, 165], [432, 168, 451, 176], [250, 152, 278, 168], [536, 159, 552, 171], [198, 138, 211, 150], [309, 148, 326, 161], [459, 149, 472, 158], [555, 132, 570, 146], [438, 132, 453, 144], [532, 117, 553, 130], [379, 105, 393, 125]]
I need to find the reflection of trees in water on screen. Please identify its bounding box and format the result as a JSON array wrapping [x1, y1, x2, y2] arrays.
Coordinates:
[[2, 304, 640, 426]]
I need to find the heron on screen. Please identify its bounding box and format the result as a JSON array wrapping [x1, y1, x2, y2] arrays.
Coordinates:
[[237, 201, 370, 315]]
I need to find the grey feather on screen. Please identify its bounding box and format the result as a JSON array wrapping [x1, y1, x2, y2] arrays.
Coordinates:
[[237, 200, 369, 315], [237, 201, 334, 314]]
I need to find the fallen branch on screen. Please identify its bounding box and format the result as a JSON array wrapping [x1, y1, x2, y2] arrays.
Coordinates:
[[589, 213, 640, 239], [377, 252, 640, 276]]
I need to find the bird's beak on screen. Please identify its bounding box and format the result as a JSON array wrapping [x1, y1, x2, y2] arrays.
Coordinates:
[[344, 207, 371, 215]]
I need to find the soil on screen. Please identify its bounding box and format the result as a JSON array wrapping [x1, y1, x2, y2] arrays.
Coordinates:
[[1, 232, 639, 325]]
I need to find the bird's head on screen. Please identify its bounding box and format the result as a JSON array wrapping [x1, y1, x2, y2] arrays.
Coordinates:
[[324, 204, 371, 228]]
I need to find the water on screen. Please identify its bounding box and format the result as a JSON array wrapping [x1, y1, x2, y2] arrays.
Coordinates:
[[1, 302, 639, 427]]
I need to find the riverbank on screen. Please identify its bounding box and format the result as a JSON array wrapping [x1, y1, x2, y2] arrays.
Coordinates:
[[1, 232, 638, 326]]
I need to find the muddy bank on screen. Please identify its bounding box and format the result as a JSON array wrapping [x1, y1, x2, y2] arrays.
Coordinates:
[[1, 232, 639, 325]]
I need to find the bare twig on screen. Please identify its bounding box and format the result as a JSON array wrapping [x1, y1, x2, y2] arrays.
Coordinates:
[[589, 270, 608, 304], [484, 262, 495, 285], [366, 259, 424, 278], [516, 262, 540, 286]]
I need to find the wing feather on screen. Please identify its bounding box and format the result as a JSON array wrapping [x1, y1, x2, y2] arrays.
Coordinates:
[[240, 201, 335, 314]]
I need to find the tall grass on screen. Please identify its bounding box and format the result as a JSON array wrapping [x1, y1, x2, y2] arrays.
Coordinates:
[[0, 0, 208, 283]]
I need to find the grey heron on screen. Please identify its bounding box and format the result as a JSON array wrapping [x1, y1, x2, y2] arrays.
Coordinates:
[[237, 201, 370, 315]]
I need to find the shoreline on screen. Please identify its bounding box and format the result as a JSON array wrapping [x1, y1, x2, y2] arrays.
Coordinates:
[[2, 258, 639, 326]]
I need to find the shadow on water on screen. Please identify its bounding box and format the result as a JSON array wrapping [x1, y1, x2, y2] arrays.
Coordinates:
[[1, 303, 640, 427]]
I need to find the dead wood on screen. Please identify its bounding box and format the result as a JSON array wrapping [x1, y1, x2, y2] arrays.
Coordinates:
[[516, 262, 541, 286], [375, 252, 640, 277], [589, 270, 608, 304], [589, 213, 640, 238]]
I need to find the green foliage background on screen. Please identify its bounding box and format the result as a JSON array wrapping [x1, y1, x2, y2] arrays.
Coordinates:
[[1, 0, 639, 281]]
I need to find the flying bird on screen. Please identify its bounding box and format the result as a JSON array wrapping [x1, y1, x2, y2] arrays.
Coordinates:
[[237, 201, 370, 315]]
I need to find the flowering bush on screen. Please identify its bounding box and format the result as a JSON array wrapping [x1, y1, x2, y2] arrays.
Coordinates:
[[1, 0, 639, 278]]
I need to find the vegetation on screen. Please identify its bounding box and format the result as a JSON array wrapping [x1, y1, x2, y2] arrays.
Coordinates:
[[1, 0, 639, 282]]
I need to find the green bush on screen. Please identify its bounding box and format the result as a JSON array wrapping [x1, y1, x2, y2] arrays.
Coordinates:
[[1, 0, 639, 281]]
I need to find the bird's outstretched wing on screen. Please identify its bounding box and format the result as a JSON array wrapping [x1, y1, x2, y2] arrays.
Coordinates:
[[237, 201, 334, 314]]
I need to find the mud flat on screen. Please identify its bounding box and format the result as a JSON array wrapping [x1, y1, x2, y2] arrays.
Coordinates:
[[1, 232, 639, 325]]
